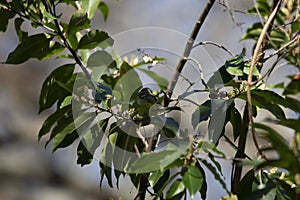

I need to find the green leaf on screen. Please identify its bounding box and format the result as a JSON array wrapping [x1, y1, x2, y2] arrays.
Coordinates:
[[111, 126, 141, 171], [238, 169, 255, 200], [0, 7, 15, 32], [208, 99, 233, 144], [225, 54, 244, 76], [99, 135, 114, 187], [52, 112, 95, 152], [284, 77, 300, 95], [80, 0, 101, 19], [199, 141, 226, 158], [201, 159, 229, 194], [87, 50, 116, 69], [238, 90, 286, 120], [276, 118, 300, 132], [77, 119, 108, 166], [207, 152, 224, 179], [127, 142, 188, 173], [161, 117, 180, 138], [126, 150, 181, 173], [220, 194, 238, 200], [247, 0, 270, 16], [98, 2, 109, 21], [207, 65, 233, 89], [291, 17, 300, 33], [229, 107, 242, 141], [182, 166, 204, 199], [251, 90, 299, 113], [100, 162, 113, 188], [196, 162, 207, 200], [242, 23, 262, 40], [153, 170, 170, 193], [39, 64, 75, 113], [243, 63, 260, 76], [68, 10, 90, 35], [6, 34, 64, 64], [138, 68, 168, 90], [270, 29, 289, 45], [77, 30, 114, 49], [14, 18, 27, 42], [38, 104, 72, 141], [253, 123, 300, 174], [192, 100, 211, 128], [149, 170, 165, 188], [166, 179, 185, 200]]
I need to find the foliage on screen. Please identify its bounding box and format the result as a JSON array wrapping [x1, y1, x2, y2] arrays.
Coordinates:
[[0, 0, 299, 199]]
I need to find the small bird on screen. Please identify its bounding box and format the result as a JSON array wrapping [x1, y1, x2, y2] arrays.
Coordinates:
[[137, 88, 157, 105]]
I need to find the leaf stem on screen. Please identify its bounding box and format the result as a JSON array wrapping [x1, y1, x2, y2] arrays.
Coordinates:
[[49, 1, 96, 90]]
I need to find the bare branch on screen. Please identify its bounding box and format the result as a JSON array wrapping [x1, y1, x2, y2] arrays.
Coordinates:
[[192, 40, 234, 56], [165, 0, 216, 106]]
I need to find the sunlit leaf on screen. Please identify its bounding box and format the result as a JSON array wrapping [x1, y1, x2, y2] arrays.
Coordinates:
[[225, 54, 244, 76], [80, 0, 101, 19], [182, 166, 203, 199], [153, 170, 170, 193], [38, 105, 72, 141], [166, 179, 185, 200], [39, 64, 75, 113], [77, 30, 114, 49], [77, 119, 108, 166], [192, 100, 211, 128], [52, 112, 95, 152], [127, 142, 188, 173], [87, 50, 117, 69], [138, 68, 168, 90], [207, 65, 233, 89], [68, 10, 90, 35], [98, 2, 109, 21], [6, 34, 64, 64], [242, 23, 262, 40]]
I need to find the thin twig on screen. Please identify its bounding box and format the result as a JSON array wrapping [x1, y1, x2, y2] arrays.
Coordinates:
[[165, 0, 216, 106], [262, 34, 300, 62], [223, 135, 252, 160], [217, 1, 249, 15], [183, 57, 209, 89], [246, 0, 282, 154], [49, 1, 96, 90], [192, 41, 234, 56]]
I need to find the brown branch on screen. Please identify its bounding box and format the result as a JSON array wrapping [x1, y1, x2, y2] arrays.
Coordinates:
[[50, 1, 96, 90], [134, 1, 217, 200], [192, 41, 234, 56], [231, 0, 283, 194], [164, 0, 216, 106], [246, 0, 282, 153]]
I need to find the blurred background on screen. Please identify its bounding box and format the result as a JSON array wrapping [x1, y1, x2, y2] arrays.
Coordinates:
[[0, 0, 296, 199]]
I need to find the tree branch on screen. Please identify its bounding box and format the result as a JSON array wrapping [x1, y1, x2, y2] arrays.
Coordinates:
[[246, 0, 282, 152], [231, 0, 283, 194], [164, 0, 216, 106], [135, 1, 216, 200], [192, 41, 234, 56]]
